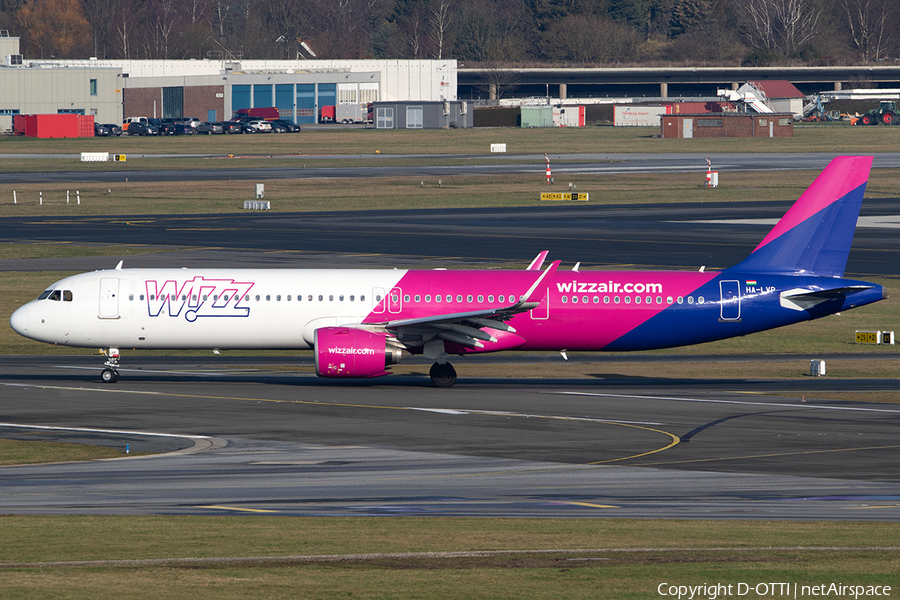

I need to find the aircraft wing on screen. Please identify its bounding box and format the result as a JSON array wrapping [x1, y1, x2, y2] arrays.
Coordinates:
[[375, 260, 560, 350]]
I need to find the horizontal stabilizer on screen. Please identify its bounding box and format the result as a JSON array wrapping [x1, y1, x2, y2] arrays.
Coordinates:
[[780, 286, 873, 312]]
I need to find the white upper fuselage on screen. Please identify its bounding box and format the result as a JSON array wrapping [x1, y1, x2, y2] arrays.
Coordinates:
[[11, 268, 407, 350]]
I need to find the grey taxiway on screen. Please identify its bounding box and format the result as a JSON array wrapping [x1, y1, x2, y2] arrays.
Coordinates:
[[1, 153, 898, 520]]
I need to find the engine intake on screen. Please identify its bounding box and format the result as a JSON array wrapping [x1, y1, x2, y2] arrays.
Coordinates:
[[314, 327, 406, 378]]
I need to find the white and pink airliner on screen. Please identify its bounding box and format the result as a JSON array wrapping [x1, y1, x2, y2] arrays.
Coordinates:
[[10, 156, 885, 386]]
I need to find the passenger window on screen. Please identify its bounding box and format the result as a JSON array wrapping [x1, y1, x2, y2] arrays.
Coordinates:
[[376, 295, 382, 302], [488, 295, 494, 303], [276, 295, 281, 301], [266, 295, 271, 301], [477, 295, 484, 302], [624, 296, 631, 304], [582, 296, 588, 304], [350, 295, 355, 302], [319, 295, 324, 301], [498, 295, 505, 303], [561, 296, 568, 304], [593, 296, 599, 303], [182, 294, 188, 301], [129, 294, 134, 301], [287, 295, 291, 301], [339, 295, 344, 301], [604, 296, 610, 304], [614, 296, 620, 304], [572, 296, 578, 303], [456, 295, 463, 302], [415, 295, 421, 302], [255, 295, 260, 301], [403, 295, 410, 302], [425, 295, 431, 302], [140, 294, 145, 301], [466, 295, 473, 302], [634, 296, 641, 304], [308, 295, 313, 301], [360, 295, 365, 302], [329, 295, 333, 301], [192, 295, 197, 301]]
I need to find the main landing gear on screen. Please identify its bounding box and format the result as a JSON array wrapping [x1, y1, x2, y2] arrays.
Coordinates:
[[429, 362, 457, 388], [100, 348, 120, 383]]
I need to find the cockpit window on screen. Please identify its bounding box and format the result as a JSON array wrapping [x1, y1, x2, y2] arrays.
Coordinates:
[[63, 290, 73, 302], [38, 290, 52, 300], [47, 290, 61, 301]]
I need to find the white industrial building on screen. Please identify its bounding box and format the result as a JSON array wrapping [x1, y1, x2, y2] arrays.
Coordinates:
[[1, 32, 458, 130]]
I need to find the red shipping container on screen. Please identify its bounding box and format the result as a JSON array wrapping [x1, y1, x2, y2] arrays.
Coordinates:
[[78, 115, 95, 137], [13, 114, 92, 138]]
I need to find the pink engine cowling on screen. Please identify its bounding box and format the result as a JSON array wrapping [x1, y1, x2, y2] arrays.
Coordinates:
[[314, 327, 404, 378]]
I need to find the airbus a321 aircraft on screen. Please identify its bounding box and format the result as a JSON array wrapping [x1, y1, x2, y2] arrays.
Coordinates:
[[10, 156, 885, 387]]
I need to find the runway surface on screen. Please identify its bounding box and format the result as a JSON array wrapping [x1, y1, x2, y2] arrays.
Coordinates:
[[3, 198, 900, 277], [1, 356, 899, 519], [1, 152, 898, 519], [2, 152, 900, 184]]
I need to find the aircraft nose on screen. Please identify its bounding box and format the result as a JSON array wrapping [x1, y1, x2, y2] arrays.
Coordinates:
[[10, 305, 29, 336]]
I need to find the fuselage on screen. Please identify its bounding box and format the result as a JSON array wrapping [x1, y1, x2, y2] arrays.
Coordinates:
[[10, 267, 884, 353]]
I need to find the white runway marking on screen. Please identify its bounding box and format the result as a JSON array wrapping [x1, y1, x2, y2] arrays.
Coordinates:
[[554, 391, 900, 414], [673, 215, 900, 229], [0, 421, 211, 439]]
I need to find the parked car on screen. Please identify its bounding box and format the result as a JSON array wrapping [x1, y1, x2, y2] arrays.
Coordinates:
[[102, 123, 123, 136], [245, 120, 272, 133], [174, 117, 201, 129], [94, 123, 112, 137], [122, 116, 149, 132], [126, 122, 158, 136], [222, 121, 243, 134], [173, 123, 197, 135], [239, 121, 257, 134], [270, 119, 301, 133], [269, 122, 287, 133], [196, 121, 225, 135], [149, 118, 175, 135]]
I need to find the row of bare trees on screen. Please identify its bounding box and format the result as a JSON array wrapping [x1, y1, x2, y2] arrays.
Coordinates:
[[0, 0, 896, 64]]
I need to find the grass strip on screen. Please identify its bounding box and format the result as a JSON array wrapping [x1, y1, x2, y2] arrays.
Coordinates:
[[0, 439, 124, 465], [0, 517, 898, 599], [1, 123, 899, 158]]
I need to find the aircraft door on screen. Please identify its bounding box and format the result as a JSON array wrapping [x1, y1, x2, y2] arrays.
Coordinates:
[[99, 278, 120, 319], [530, 290, 549, 320], [387, 287, 403, 314], [719, 280, 741, 321]]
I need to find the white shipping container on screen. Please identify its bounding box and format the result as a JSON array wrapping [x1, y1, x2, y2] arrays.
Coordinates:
[[614, 105, 668, 127]]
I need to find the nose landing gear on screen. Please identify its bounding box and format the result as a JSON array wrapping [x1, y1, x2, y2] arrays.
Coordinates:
[[429, 362, 457, 387], [101, 348, 120, 383]]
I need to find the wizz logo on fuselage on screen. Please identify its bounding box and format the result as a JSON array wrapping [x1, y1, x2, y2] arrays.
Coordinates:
[[145, 277, 255, 322]]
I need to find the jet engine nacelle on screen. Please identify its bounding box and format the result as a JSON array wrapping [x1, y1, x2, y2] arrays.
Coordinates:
[[314, 327, 405, 378]]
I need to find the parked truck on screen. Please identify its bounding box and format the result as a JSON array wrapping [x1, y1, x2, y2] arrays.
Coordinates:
[[319, 105, 335, 123], [232, 107, 279, 121]]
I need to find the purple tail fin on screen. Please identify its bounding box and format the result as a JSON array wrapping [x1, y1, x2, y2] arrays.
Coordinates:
[[732, 156, 872, 277]]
